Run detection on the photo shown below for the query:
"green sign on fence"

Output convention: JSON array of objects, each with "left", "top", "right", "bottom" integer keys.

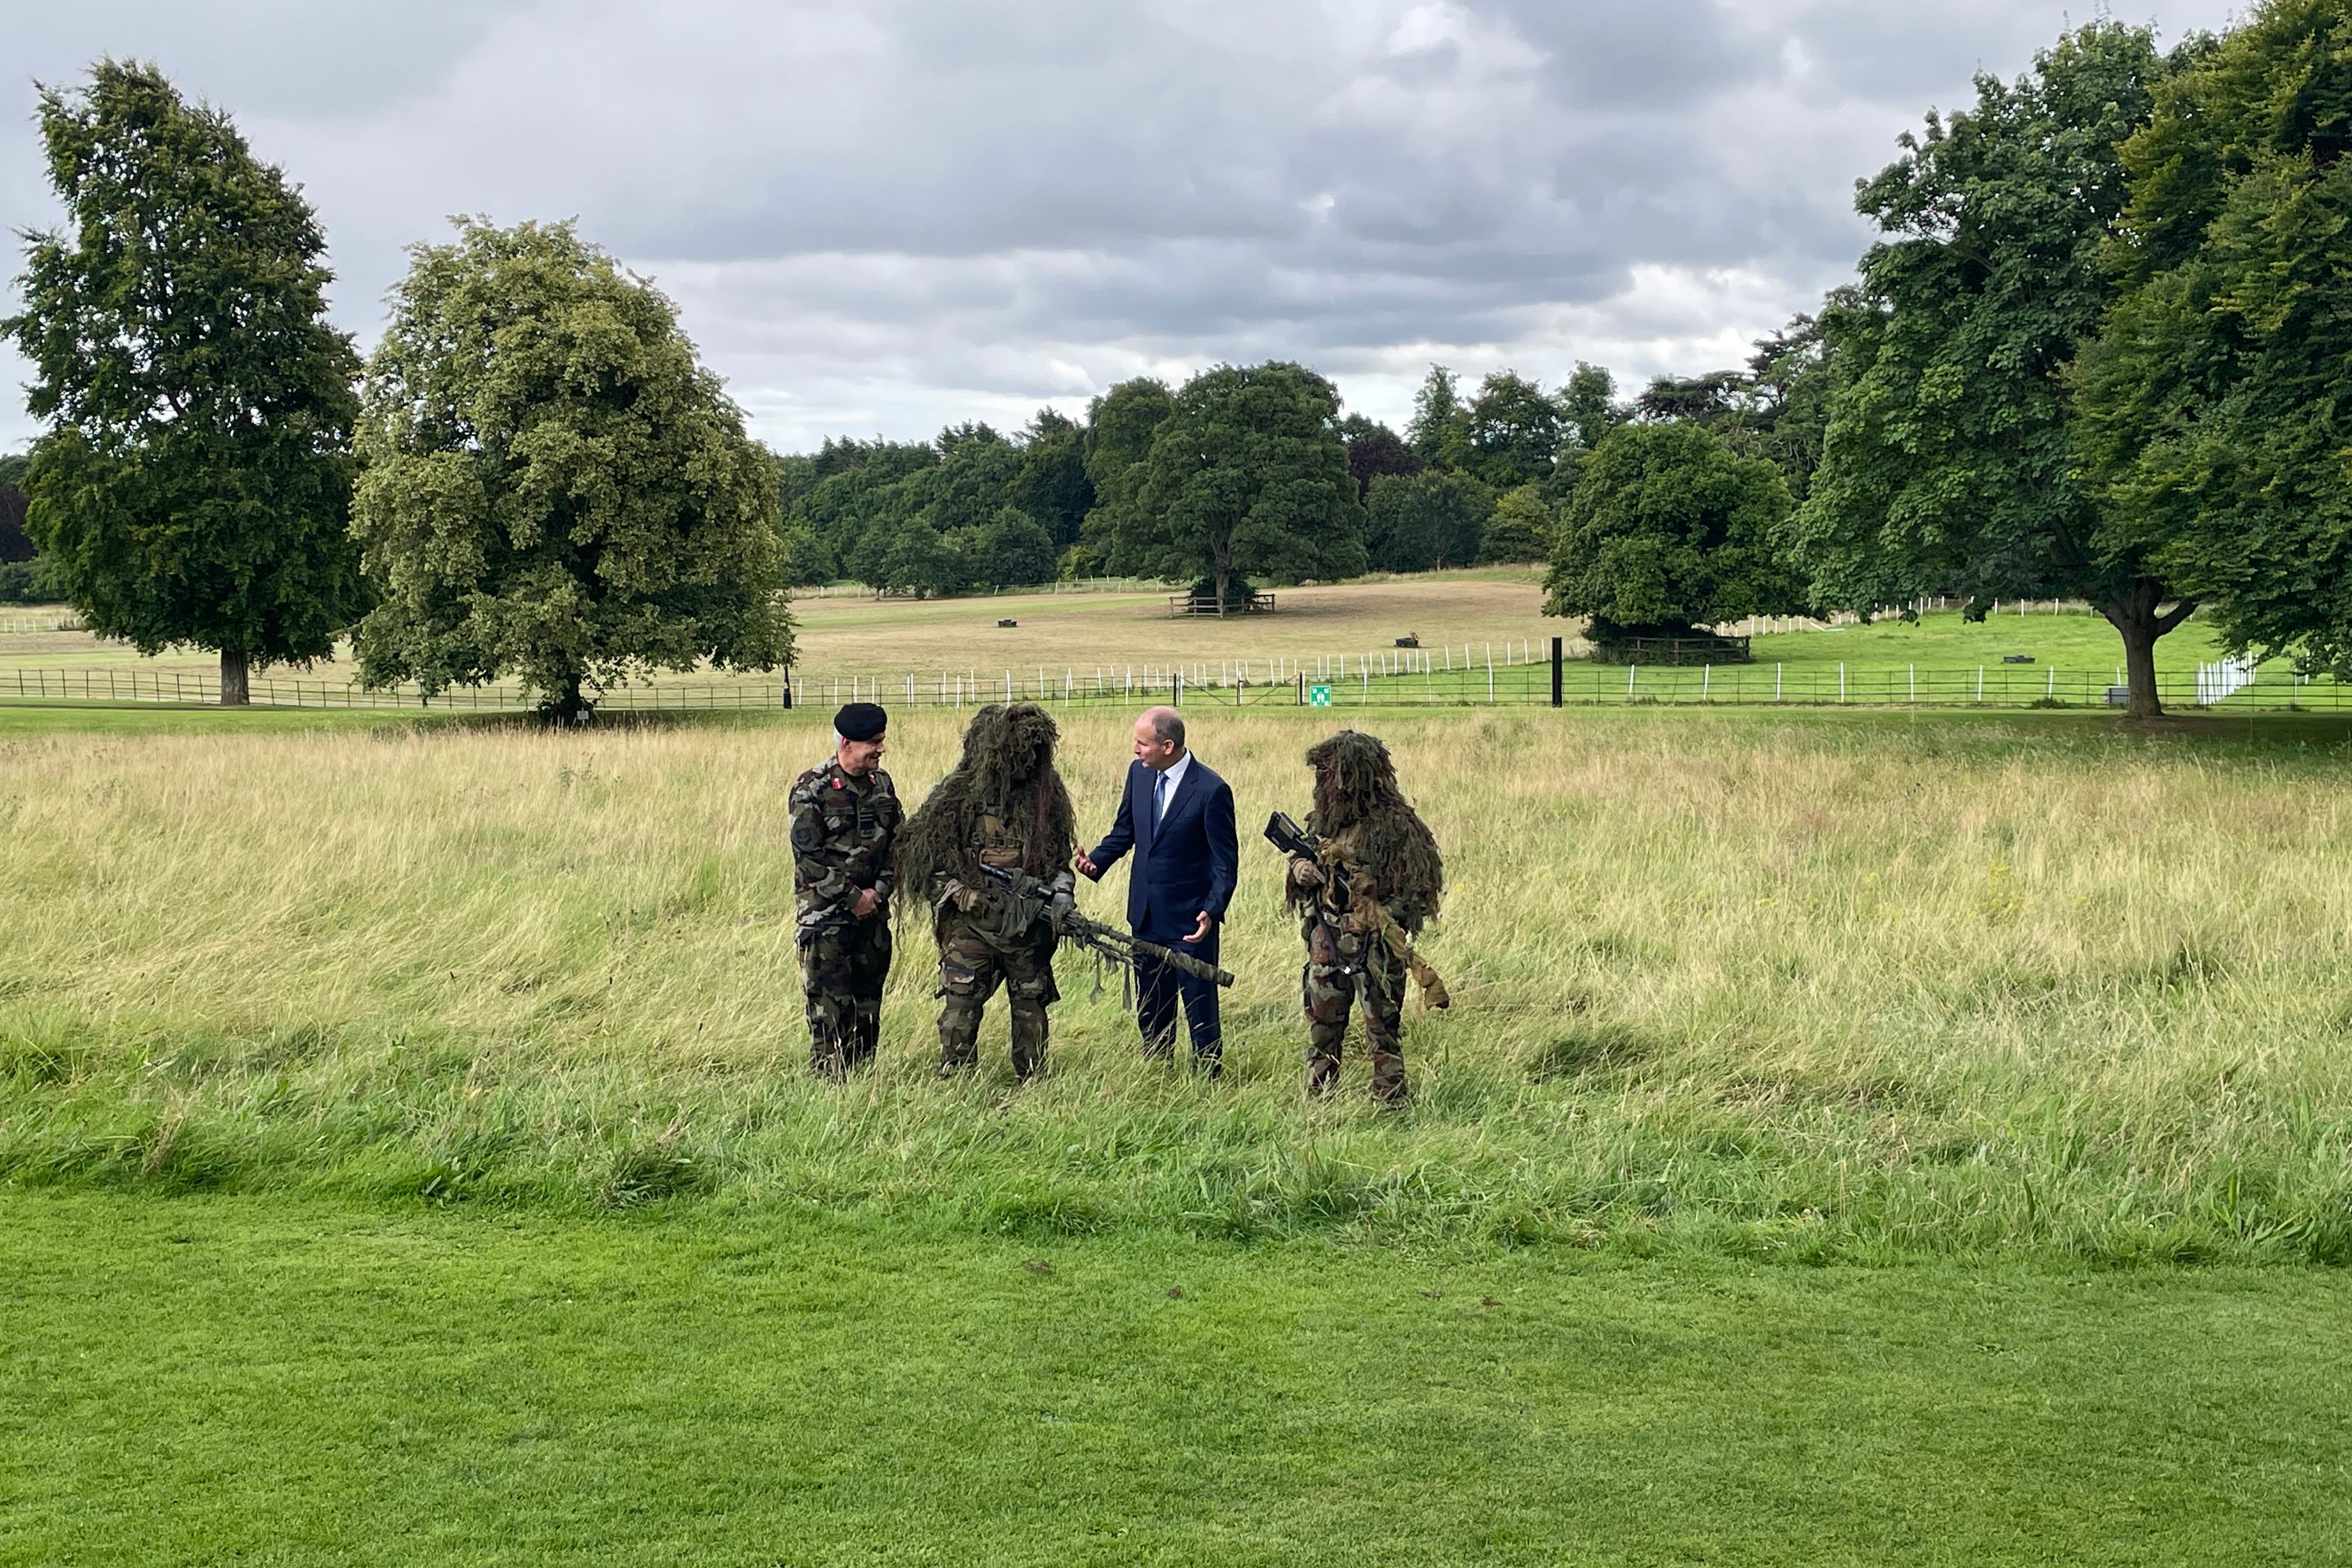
[{"left": 1307, "top": 684, "right": 1332, "bottom": 707}]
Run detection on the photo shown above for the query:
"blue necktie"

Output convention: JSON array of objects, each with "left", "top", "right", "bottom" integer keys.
[{"left": 1153, "top": 769, "right": 1167, "bottom": 827}]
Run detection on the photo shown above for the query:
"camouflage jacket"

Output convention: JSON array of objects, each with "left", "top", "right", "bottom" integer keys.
[
  {"left": 790, "top": 761, "right": 901, "bottom": 930},
  {"left": 1286, "top": 820, "right": 1433, "bottom": 932}
]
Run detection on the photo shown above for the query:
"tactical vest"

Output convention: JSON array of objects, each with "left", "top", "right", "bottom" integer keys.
[{"left": 975, "top": 810, "right": 1028, "bottom": 870}]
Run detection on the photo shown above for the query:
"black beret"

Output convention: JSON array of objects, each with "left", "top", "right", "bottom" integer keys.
[{"left": 834, "top": 702, "right": 887, "bottom": 741}]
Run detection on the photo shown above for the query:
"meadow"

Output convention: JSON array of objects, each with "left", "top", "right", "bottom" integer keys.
[
  {"left": 0, "top": 569, "right": 2292, "bottom": 715},
  {"left": 5, "top": 701, "right": 2351, "bottom": 1262},
  {"left": 8, "top": 700, "right": 2352, "bottom": 1562}
]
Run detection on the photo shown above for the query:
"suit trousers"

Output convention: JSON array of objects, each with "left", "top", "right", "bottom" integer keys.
[{"left": 1135, "top": 923, "right": 1221, "bottom": 1069}]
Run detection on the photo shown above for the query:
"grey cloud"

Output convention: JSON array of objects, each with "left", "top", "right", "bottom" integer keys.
[{"left": 1, "top": 0, "right": 2246, "bottom": 452}]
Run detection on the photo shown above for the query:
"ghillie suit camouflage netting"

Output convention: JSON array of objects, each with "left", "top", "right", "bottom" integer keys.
[
  {"left": 895, "top": 702, "right": 1077, "bottom": 933},
  {"left": 1287, "top": 729, "right": 1444, "bottom": 931}
]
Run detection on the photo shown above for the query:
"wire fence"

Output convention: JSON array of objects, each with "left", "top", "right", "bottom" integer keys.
[
  {"left": 4, "top": 643, "right": 2346, "bottom": 713},
  {"left": 0, "top": 611, "right": 85, "bottom": 634}
]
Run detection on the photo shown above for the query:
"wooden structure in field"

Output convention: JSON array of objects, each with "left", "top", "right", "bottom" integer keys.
[{"left": 1166, "top": 592, "right": 1277, "bottom": 617}]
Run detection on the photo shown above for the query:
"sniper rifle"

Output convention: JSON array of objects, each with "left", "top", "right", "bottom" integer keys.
[{"left": 953, "top": 863, "right": 1236, "bottom": 990}]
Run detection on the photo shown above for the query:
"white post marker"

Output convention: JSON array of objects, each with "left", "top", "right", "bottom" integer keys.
[
  {"left": 1840, "top": 662, "right": 1847, "bottom": 702},
  {"left": 1776, "top": 663, "right": 1783, "bottom": 701}
]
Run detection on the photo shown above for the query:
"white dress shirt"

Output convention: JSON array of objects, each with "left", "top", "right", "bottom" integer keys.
[{"left": 1153, "top": 750, "right": 1194, "bottom": 826}]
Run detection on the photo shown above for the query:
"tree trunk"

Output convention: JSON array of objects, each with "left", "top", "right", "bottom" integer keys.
[
  {"left": 541, "top": 672, "right": 591, "bottom": 726},
  {"left": 2096, "top": 579, "right": 2197, "bottom": 719},
  {"left": 1213, "top": 561, "right": 1231, "bottom": 618},
  {"left": 219, "top": 648, "right": 250, "bottom": 706}
]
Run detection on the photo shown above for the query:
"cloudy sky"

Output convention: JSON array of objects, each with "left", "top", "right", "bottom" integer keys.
[{"left": 2, "top": 0, "right": 2238, "bottom": 454}]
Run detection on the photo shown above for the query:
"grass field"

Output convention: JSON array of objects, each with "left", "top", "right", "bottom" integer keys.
[
  {"left": 6, "top": 702, "right": 2352, "bottom": 1262},
  {"left": 8, "top": 701, "right": 2352, "bottom": 1562},
  {"left": 5, "top": 1193, "right": 2346, "bottom": 1566},
  {"left": 0, "top": 572, "right": 1557, "bottom": 685},
  {"left": 0, "top": 572, "right": 2284, "bottom": 712}
]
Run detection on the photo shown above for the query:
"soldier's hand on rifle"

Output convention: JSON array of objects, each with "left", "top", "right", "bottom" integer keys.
[
  {"left": 850, "top": 888, "right": 881, "bottom": 920},
  {"left": 950, "top": 881, "right": 986, "bottom": 914},
  {"left": 1289, "top": 857, "right": 1322, "bottom": 888}
]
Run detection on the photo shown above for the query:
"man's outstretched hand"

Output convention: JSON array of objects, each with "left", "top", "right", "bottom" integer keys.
[{"left": 1073, "top": 849, "right": 1099, "bottom": 878}]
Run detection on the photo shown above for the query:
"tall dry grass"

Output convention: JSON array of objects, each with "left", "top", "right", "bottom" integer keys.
[{"left": 3, "top": 706, "right": 2348, "bottom": 1260}]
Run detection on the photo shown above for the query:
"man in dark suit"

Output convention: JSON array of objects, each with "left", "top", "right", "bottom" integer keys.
[{"left": 1074, "top": 706, "right": 1238, "bottom": 1076}]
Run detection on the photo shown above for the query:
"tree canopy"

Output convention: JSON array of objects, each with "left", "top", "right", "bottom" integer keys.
[
  {"left": 1789, "top": 20, "right": 2193, "bottom": 713},
  {"left": 1, "top": 60, "right": 364, "bottom": 704},
  {"left": 1115, "top": 362, "right": 1366, "bottom": 606},
  {"left": 1339, "top": 412, "right": 1421, "bottom": 501},
  {"left": 2075, "top": 0, "right": 2352, "bottom": 673},
  {"left": 351, "top": 219, "right": 790, "bottom": 719},
  {"left": 1545, "top": 422, "right": 1800, "bottom": 640},
  {"left": 1007, "top": 409, "right": 1094, "bottom": 551},
  {"left": 1480, "top": 485, "right": 1555, "bottom": 565},
  {"left": 1366, "top": 470, "right": 1489, "bottom": 572}
]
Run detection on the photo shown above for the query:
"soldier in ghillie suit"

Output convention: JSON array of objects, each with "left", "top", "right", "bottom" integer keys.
[
  {"left": 896, "top": 703, "right": 1077, "bottom": 1080},
  {"left": 789, "top": 702, "right": 901, "bottom": 1077},
  {"left": 1283, "top": 730, "right": 1444, "bottom": 1104}
]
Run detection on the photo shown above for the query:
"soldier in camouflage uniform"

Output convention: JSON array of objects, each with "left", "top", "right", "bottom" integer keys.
[
  {"left": 1283, "top": 730, "right": 1444, "bottom": 1105},
  {"left": 895, "top": 704, "right": 1077, "bottom": 1080},
  {"left": 790, "top": 702, "right": 901, "bottom": 1077}
]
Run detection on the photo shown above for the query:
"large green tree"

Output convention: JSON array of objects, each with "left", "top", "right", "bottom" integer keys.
[
  {"left": 1480, "top": 485, "right": 1555, "bottom": 564},
  {"left": 1464, "top": 371, "right": 1569, "bottom": 490},
  {"left": 1545, "top": 422, "right": 1801, "bottom": 641},
  {"left": 1365, "top": 470, "right": 1490, "bottom": 572},
  {"left": 2, "top": 61, "right": 363, "bottom": 704},
  {"left": 1338, "top": 412, "right": 1420, "bottom": 501},
  {"left": 352, "top": 219, "right": 790, "bottom": 720},
  {"left": 2076, "top": 0, "right": 2352, "bottom": 672},
  {"left": 1115, "top": 362, "right": 1366, "bottom": 608},
  {"left": 1560, "top": 363, "right": 1627, "bottom": 454},
  {"left": 1405, "top": 366, "right": 1473, "bottom": 470},
  {"left": 1791, "top": 22, "right": 2194, "bottom": 715},
  {"left": 1077, "top": 377, "right": 1175, "bottom": 572},
  {"left": 1007, "top": 409, "right": 1093, "bottom": 549}
]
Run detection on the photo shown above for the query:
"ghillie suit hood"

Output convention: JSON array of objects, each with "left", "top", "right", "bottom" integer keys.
[
  {"left": 896, "top": 702, "right": 1077, "bottom": 930},
  {"left": 1288, "top": 729, "right": 1444, "bottom": 932}
]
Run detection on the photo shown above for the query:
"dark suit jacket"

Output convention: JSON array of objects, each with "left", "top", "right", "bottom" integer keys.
[{"left": 1084, "top": 757, "right": 1238, "bottom": 940}]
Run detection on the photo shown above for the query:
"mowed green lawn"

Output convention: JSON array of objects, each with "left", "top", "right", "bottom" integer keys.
[{"left": 4, "top": 1194, "right": 2345, "bottom": 1567}]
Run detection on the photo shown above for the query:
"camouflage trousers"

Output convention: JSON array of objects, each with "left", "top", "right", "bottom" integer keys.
[
  {"left": 936, "top": 914, "right": 1060, "bottom": 1080},
  {"left": 1303, "top": 919, "right": 1408, "bottom": 1104},
  {"left": 799, "top": 915, "right": 892, "bottom": 1077}
]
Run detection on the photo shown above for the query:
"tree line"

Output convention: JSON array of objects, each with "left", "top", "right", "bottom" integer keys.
[{"left": 9, "top": 2, "right": 2350, "bottom": 716}]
